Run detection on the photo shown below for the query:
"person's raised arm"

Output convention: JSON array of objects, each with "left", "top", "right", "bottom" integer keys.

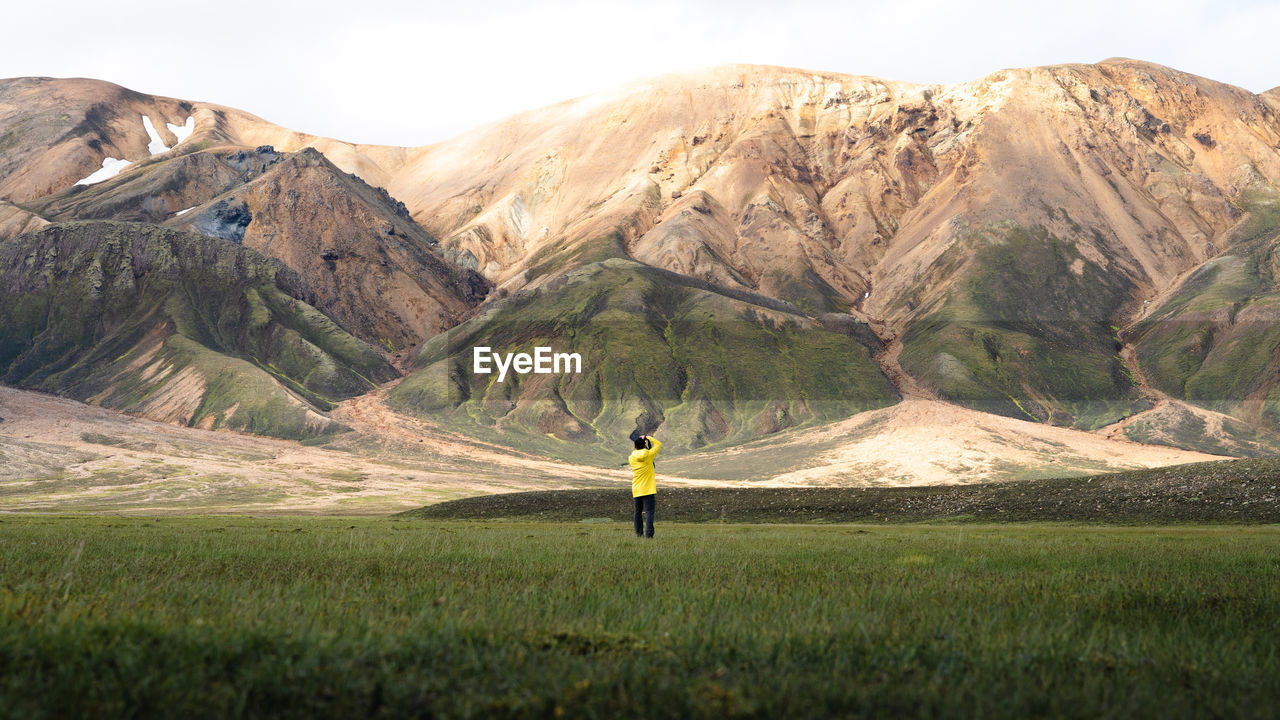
[{"left": 638, "top": 436, "right": 661, "bottom": 460}]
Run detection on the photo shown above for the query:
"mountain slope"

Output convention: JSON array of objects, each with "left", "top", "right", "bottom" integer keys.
[
  {"left": 372, "top": 60, "right": 1280, "bottom": 438},
  {"left": 1129, "top": 188, "right": 1280, "bottom": 447},
  {"left": 0, "top": 76, "right": 407, "bottom": 204},
  {"left": 169, "top": 148, "right": 489, "bottom": 348},
  {"left": 0, "top": 222, "right": 397, "bottom": 439},
  {"left": 388, "top": 258, "right": 898, "bottom": 463},
  {"left": 26, "top": 144, "right": 488, "bottom": 348},
  {"left": 0, "top": 201, "right": 47, "bottom": 239},
  {"left": 0, "top": 77, "right": 198, "bottom": 203}
]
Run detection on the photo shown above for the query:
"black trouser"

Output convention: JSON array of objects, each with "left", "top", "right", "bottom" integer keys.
[{"left": 633, "top": 494, "right": 655, "bottom": 537}]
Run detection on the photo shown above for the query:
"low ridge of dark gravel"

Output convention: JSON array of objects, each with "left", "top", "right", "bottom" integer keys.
[{"left": 405, "top": 459, "right": 1280, "bottom": 524}]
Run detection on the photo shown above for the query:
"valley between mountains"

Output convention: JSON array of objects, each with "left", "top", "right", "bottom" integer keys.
[{"left": 5, "top": 58, "right": 1280, "bottom": 509}]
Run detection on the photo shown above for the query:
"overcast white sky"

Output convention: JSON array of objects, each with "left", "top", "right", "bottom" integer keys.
[{"left": 3, "top": 0, "right": 1277, "bottom": 146}]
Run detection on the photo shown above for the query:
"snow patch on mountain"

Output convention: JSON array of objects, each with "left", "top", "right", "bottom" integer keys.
[
  {"left": 167, "top": 117, "right": 195, "bottom": 145},
  {"left": 75, "top": 157, "right": 132, "bottom": 185},
  {"left": 142, "top": 115, "right": 169, "bottom": 155}
]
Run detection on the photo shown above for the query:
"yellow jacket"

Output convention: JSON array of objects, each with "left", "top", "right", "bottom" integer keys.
[{"left": 629, "top": 438, "right": 661, "bottom": 497}]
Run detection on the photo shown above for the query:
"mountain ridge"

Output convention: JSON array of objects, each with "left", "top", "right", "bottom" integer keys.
[
  {"left": 4, "top": 59, "right": 1280, "bottom": 464},
  {"left": 0, "top": 221, "right": 399, "bottom": 439}
]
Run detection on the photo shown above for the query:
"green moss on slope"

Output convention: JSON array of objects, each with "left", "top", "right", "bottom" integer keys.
[
  {"left": 389, "top": 259, "right": 897, "bottom": 464},
  {"left": 900, "top": 224, "right": 1143, "bottom": 429},
  {"left": 1133, "top": 190, "right": 1280, "bottom": 426},
  {"left": 0, "top": 221, "right": 396, "bottom": 440}
]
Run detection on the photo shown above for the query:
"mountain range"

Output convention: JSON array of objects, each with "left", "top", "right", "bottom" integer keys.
[{"left": 3, "top": 59, "right": 1280, "bottom": 466}]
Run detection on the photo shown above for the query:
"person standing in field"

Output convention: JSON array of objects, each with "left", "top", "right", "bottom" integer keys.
[{"left": 629, "top": 434, "right": 661, "bottom": 538}]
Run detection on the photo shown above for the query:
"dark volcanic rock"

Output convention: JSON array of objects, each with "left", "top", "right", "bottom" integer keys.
[
  {"left": 193, "top": 199, "right": 252, "bottom": 243},
  {"left": 225, "top": 145, "right": 283, "bottom": 175}
]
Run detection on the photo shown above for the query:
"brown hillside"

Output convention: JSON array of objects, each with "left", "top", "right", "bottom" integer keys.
[{"left": 373, "top": 61, "right": 1280, "bottom": 316}]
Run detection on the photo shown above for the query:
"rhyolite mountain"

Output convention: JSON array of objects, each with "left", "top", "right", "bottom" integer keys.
[
  {"left": 26, "top": 144, "right": 488, "bottom": 349},
  {"left": 0, "top": 222, "right": 398, "bottom": 439},
  {"left": 3, "top": 60, "right": 1280, "bottom": 459},
  {"left": 378, "top": 60, "right": 1280, "bottom": 457}
]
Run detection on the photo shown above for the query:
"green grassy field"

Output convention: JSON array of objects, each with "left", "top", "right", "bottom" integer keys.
[{"left": 2, "top": 516, "right": 1278, "bottom": 718}]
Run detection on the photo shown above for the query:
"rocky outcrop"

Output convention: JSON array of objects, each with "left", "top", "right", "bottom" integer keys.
[{"left": 193, "top": 199, "right": 252, "bottom": 242}]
